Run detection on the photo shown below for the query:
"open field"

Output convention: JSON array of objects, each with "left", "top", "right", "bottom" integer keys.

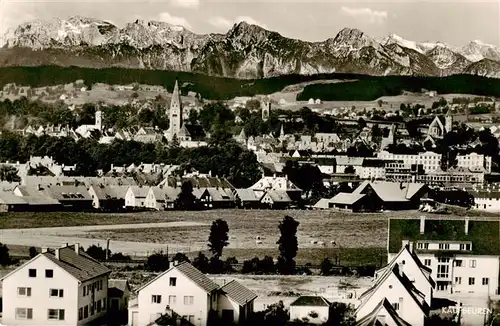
[
  {"left": 0, "top": 211, "right": 182, "bottom": 229},
  {"left": 1, "top": 209, "right": 498, "bottom": 266}
]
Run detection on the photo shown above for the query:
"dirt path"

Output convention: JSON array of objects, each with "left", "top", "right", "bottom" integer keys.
[{"left": 0, "top": 221, "right": 208, "bottom": 256}]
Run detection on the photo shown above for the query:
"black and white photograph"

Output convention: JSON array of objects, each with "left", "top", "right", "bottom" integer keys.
[{"left": 0, "top": 0, "right": 499, "bottom": 325}]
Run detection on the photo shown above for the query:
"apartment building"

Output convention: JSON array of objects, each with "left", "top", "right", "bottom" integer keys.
[
  {"left": 0, "top": 244, "right": 111, "bottom": 326},
  {"left": 388, "top": 216, "right": 500, "bottom": 296},
  {"left": 377, "top": 151, "right": 492, "bottom": 173}
]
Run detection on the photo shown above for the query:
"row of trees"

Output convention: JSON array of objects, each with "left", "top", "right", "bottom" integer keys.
[{"left": 0, "top": 132, "right": 261, "bottom": 188}]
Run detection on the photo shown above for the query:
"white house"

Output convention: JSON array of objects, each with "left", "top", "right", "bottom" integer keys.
[
  {"left": 356, "top": 264, "right": 429, "bottom": 326},
  {"left": 356, "top": 298, "right": 411, "bottom": 326},
  {"left": 470, "top": 191, "right": 500, "bottom": 212},
  {"left": 125, "top": 186, "right": 150, "bottom": 208},
  {"left": 375, "top": 245, "right": 435, "bottom": 307},
  {"left": 388, "top": 216, "right": 500, "bottom": 296},
  {"left": 145, "top": 187, "right": 167, "bottom": 210},
  {"left": 128, "top": 262, "right": 257, "bottom": 326},
  {"left": 1, "top": 244, "right": 111, "bottom": 326},
  {"left": 129, "top": 262, "right": 220, "bottom": 326},
  {"left": 289, "top": 296, "right": 331, "bottom": 324}
]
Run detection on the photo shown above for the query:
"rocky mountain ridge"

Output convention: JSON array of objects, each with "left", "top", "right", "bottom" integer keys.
[{"left": 1, "top": 16, "right": 500, "bottom": 78}]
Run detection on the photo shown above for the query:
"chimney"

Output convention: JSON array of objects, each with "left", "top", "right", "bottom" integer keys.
[
  {"left": 55, "top": 248, "right": 60, "bottom": 260},
  {"left": 419, "top": 216, "right": 425, "bottom": 234},
  {"left": 173, "top": 260, "right": 179, "bottom": 266},
  {"left": 106, "top": 239, "right": 110, "bottom": 260},
  {"left": 75, "top": 243, "right": 80, "bottom": 254},
  {"left": 465, "top": 217, "right": 470, "bottom": 235},
  {"left": 41, "top": 247, "right": 48, "bottom": 253}
]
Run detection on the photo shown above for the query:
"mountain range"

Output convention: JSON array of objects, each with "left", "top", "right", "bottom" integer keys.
[{"left": 1, "top": 16, "right": 500, "bottom": 79}]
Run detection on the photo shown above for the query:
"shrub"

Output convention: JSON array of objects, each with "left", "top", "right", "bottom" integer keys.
[
  {"left": 85, "top": 245, "right": 110, "bottom": 261},
  {"left": 0, "top": 243, "right": 11, "bottom": 266},
  {"left": 29, "top": 247, "right": 38, "bottom": 258},
  {"left": 145, "top": 251, "right": 169, "bottom": 272},
  {"left": 109, "top": 252, "right": 131, "bottom": 261},
  {"left": 171, "top": 252, "right": 190, "bottom": 263}
]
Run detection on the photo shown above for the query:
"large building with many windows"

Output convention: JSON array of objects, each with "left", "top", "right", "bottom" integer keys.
[
  {"left": 388, "top": 216, "right": 500, "bottom": 296},
  {"left": 0, "top": 244, "right": 111, "bottom": 326},
  {"left": 377, "top": 151, "right": 492, "bottom": 173}
]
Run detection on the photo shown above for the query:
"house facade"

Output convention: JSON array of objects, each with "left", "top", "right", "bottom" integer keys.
[
  {"left": 388, "top": 216, "right": 500, "bottom": 296},
  {"left": 129, "top": 262, "right": 220, "bottom": 326},
  {"left": 1, "top": 244, "right": 111, "bottom": 326},
  {"left": 125, "top": 186, "right": 150, "bottom": 209},
  {"left": 356, "top": 264, "right": 429, "bottom": 326},
  {"left": 471, "top": 191, "right": 500, "bottom": 212},
  {"left": 289, "top": 296, "right": 331, "bottom": 324},
  {"left": 129, "top": 263, "right": 257, "bottom": 326}
]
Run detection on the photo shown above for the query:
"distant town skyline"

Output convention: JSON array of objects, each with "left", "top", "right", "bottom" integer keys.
[{"left": 0, "top": 0, "right": 499, "bottom": 47}]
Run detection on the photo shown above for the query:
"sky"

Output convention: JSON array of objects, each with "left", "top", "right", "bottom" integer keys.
[{"left": 0, "top": 0, "right": 499, "bottom": 47}]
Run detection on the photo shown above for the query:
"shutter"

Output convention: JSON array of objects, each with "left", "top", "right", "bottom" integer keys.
[
  {"left": 59, "top": 309, "right": 65, "bottom": 320},
  {"left": 27, "top": 287, "right": 32, "bottom": 297},
  {"left": 27, "top": 309, "right": 33, "bottom": 319},
  {"left": 59, "top": 289, "right": 64, "bottom": 297}
]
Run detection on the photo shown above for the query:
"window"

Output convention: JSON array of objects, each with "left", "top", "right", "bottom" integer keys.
[
  {"left": 28, "top": 269, "right": 36, "bottom": 277},
  {"left": 48, "top": 309, "right": 65, "bottom": 320},
  {"left": 454, "top": 260, "right": 463, "bottom": 267},
  {"left": 152, "top": 295, "right": 162, "bottom": 304},
  {"left": 469, "top": 277, "right": 475, "bottom": 285},
  {"left": 103, "top": 298, "right": 107, "bottom": 310},
  {"left": 392, "top": 303, "right": 399, "bottom": 310},
  {"left": 79, "top": 308, "right": 83, "bottom": 320},
  {"left": 99, "top": 280, "right": 103, "bottom": 291},
  {"left": 184, "top": 296, "right": 194, "bottom": 305},
  {"left": 424, "top": 259, "right": 431, "bottom": 266},
  {"left": 169, "top": 295, "right": 176, "bottom": 305},
  {"left": 470, "top": 260, "right": 477, "bottom": 268},
  {"left": 417, "top": 242, "right": 424, "bottom": 249},
  {"left": 17, "top": 287, "right": 32, "bottom": 297},
  {"left": 97, "top": 300, "right": 102, "bottom": 313},
  {"left": 483, "top": 278, "right": 489, "bottom": 285},
  {"left": 169, "top": 277, "right": 177, "bottom": 286},
  {"left": 437, "top": 264, "right": 449, "bottom": 278},
  {"left": 49, "top": 289, "right": 64, "bottom": 297},
  {"left": 455, "top": 277, "right": 462, "bottom": 284},
  {"left": 439, "top": 243, "right": 450, "bottom": 250},
  {"left": 15, "top": 308, "right": 33, "bottom": 320},
  {"left": 83, "top": 286, "right": 86, "bottom": 296},
  {"left": 84, "top": 306, "right": 89, "bottom": 319},
  {"left": 45, "top": 269, "right": 53, "bottom": 278}
]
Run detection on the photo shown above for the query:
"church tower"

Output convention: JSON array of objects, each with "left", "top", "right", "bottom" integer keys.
[
  {"left": 95, "top": 109, "right": 102, "bottom": 130},
  {"left": 261, "top": 100, "right": 270, "bottom": 121},
  {"left": 445, "top": 108, "right": 453, "bottom": 133},
  {"left": 169, "top": 79, "right": 183, "bottom": 139}
]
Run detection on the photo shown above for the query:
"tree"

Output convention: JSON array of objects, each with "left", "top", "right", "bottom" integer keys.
[
  {"left": 0, "top": 165, "right": 20, "bottom": 182},
  {"left": 192, "top": 252, "right": 209, "bottom": 273},
  {"left": 276, "top": 216, "right": 300, "bottom": 275},
  {"left": 145, "top": 251, "right": 170, "bottom": 272},
  {"left": 344, "top": 165, "right": 355, "bottom": 174},
  {"left": 320, "top": 258, "right": 334, "bottom": 276},
  {"left": 29, "top": 247, "right": 38, "bottom": 258},
  {"left": 175, "top": 180, "right": 198, "bottom": 210},
  {"left": 208, "top": 219, "right": 229, "bottom": 259},
  {"left": 325, "top": 302, "right": 356, "bottom": 326},
  {"left": 0, "top": 243, "right": 11, "bottom": 266},
  {"left": 85, "top": 244, "right": 110, "bottom": 260},
  {"left": 172, "top": 252, "right": 190, "bottom": 263}
]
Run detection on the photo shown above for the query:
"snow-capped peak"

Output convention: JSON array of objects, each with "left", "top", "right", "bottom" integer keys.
[{"left": 382, "top": 33, "right": 422, "bottom": 53}]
